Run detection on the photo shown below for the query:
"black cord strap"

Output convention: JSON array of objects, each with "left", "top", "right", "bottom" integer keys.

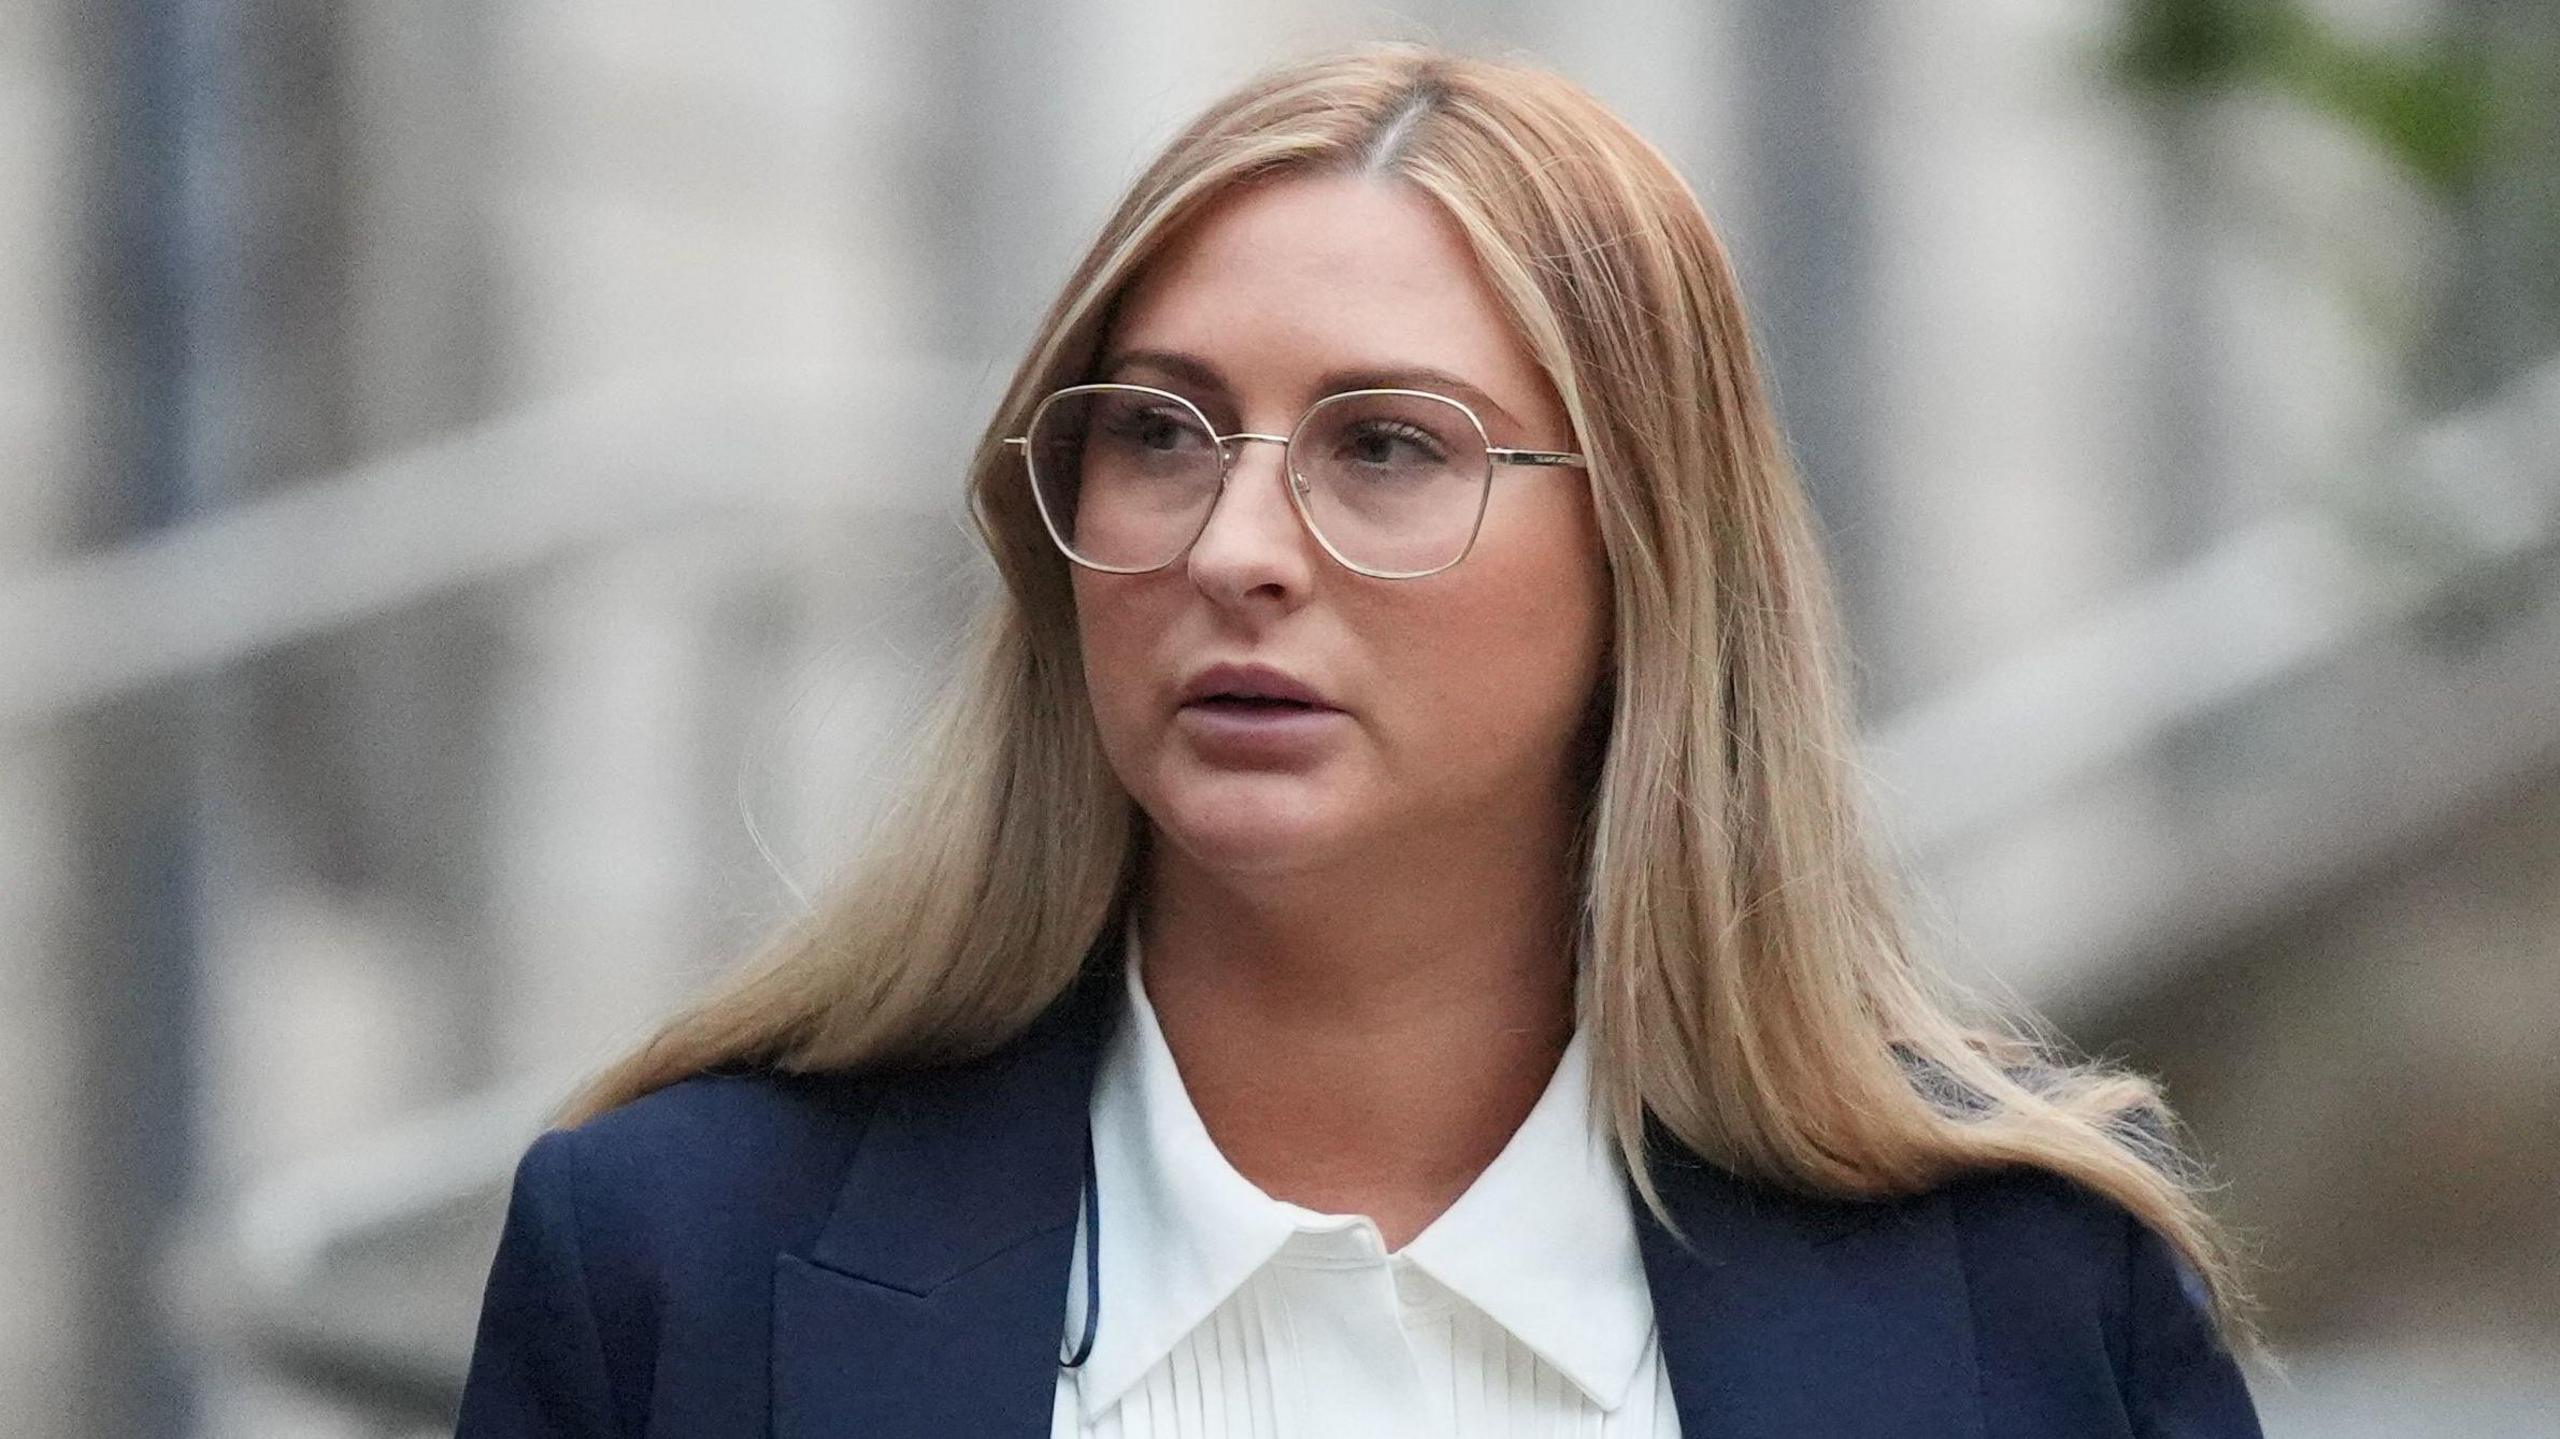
[{"left": 1060, "top": 1128, "right": 1102, "bottom": 1368}]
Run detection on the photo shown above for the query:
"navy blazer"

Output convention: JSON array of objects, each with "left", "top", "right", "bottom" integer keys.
[{"left": 454, "top": 959, "right": 2264, "bottom": 1437}]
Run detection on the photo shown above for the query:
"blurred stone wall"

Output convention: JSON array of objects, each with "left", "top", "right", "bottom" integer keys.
[
  {"left": 0, "top": 1, "right": 86, "bottom": 1432},
  {"left": 2109, "top": 759, "right": 2560, "bottom": 1359}
]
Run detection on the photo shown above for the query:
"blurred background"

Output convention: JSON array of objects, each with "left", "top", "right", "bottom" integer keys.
[{"left": 2, "top": 0, "right": 2554, "bottom": 1434}]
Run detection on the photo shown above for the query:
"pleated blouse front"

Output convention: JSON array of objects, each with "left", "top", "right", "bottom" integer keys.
[{"left": 1050, "top": 932, "right": 1682, "bottom": 1438}]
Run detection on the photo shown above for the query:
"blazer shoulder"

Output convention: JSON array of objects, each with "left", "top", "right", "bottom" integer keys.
[
  {"left": 533, "top": 1066, "right": 884, "bottom": 1275},
  {"left": 564, "top": 1064, "right": 881, "bottom": 1177},
  {"left": 1937, "top": 1162, "right": 2134, "bottom": 1247},
  {"left": 1932, "top": 1164, "right": 2261, "bottom": 1436},
  {"left": 1932, "top": 1164, "right": 2167, "bottom": 1335},
  {"left": 460, "top": 1069, "right": 886, "bottom": 1437}
]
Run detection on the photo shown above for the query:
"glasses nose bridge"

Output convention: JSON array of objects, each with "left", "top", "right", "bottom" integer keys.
[
  {"left": 1187, "top": 428, "right": 1309, "bottom": 563},
  {"left": 1217, "top": 428, "right": 1292, "bottom": 464},
  {"left": 1211, "top": 428, "right": 1304, "bottom": 494}
]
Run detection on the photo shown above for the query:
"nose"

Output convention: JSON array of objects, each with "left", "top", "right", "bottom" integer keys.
[{"left": 1184, "top": 434, "right": 1314, "bottom": 601}]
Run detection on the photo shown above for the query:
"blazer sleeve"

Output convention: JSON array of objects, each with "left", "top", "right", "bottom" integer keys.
[
  {"left": 454, "top": 1128, "right": 624, "bottom": 1439},
  {"left": 2117, "top": 1211, "right": 2264, "bottom": 1438}
]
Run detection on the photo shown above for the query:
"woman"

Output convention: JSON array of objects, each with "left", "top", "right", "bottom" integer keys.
[{"left": 457, "top": 42, "right": 2266, "bottom": 1438}]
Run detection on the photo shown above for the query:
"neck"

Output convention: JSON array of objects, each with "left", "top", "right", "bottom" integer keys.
[{"left": 1132, "top": 808, "right": 1580, "bottom": 1249}]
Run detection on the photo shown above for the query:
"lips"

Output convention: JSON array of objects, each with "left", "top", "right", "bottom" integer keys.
[
  {"left": 1173, "top": 662, "right": 1346, "bottom": 763},
  {"left": 1177, "top": 662, "right": 1338, "bottom": 712}
]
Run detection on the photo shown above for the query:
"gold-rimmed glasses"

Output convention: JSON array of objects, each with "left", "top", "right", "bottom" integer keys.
[{"left": 1002, "top": 382, "right": 1587, "bottom": 580}]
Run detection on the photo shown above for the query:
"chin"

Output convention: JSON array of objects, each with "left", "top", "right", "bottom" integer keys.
[{"left": 1141, "top": 767, "right": 1365, "bottom": 878}]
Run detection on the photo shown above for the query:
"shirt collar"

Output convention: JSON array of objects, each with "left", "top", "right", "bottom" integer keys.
[{"left": 1072, "top": 925, "right": 1656, "bottom": 1419}]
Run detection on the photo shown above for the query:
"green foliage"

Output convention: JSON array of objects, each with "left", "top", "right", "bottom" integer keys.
[{"left": 2110, "top": 0, "right": 2495, "bottom": 193}]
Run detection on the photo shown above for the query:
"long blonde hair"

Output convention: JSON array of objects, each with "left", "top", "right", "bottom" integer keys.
[{"left": 562, "top": 41, "right": 2259, "bottom": 1352}]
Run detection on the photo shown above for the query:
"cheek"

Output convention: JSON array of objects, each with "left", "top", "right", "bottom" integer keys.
[
  {"left": 1396, "top": 542, "right": 1609, "bottom": 773},
  {"left": 1071, "top": 578, "right": 1171, "bottom": 766}
]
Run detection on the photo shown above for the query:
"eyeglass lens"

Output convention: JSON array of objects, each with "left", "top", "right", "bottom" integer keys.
[{"left": 1025, "top": 386, "right": 1492, "bottom": 576}]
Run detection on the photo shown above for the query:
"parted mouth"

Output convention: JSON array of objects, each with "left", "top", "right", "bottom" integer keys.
[{"left": 1177, "top": 662, "right": 1337, "bottom": 711}]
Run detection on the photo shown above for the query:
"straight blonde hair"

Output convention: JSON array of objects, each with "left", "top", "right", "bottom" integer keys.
[{"left": 562, "top": 41, "right": 2259, "bottom": 1354}]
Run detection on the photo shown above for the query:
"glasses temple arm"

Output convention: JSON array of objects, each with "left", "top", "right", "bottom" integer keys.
[{"left": 1487, "top": 447, "right": 1587, "bottom": 469}]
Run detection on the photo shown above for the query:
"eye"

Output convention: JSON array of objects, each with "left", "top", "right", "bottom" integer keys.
[
  {"left": 1335, "top": 418, "right": 1448, "bottom": 470},
  {"left": 1101, "top": 404, "right": 1207, "bottom": 453}
]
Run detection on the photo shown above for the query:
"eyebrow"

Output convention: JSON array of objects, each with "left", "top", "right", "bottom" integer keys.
[{"left": 1096, "top": 347, "right": 1528, "bottom": 434}]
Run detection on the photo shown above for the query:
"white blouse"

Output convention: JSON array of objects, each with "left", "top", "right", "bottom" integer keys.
[{"left": 1050, "top": 929, "right": 1683, "bottom": 1437}]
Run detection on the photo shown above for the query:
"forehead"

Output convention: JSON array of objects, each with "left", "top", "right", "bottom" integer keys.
[{"left": 1101, "top": 173, "right": 1555, "bottom": 423}]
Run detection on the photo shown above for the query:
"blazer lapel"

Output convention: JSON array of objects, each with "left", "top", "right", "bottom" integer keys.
[
  {"left": 1639, "top": 1141, "right": 1987, "bottom": 1438},
  {"left": 771, "top": 963, "right": 1120, "bottom": 1439}
]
